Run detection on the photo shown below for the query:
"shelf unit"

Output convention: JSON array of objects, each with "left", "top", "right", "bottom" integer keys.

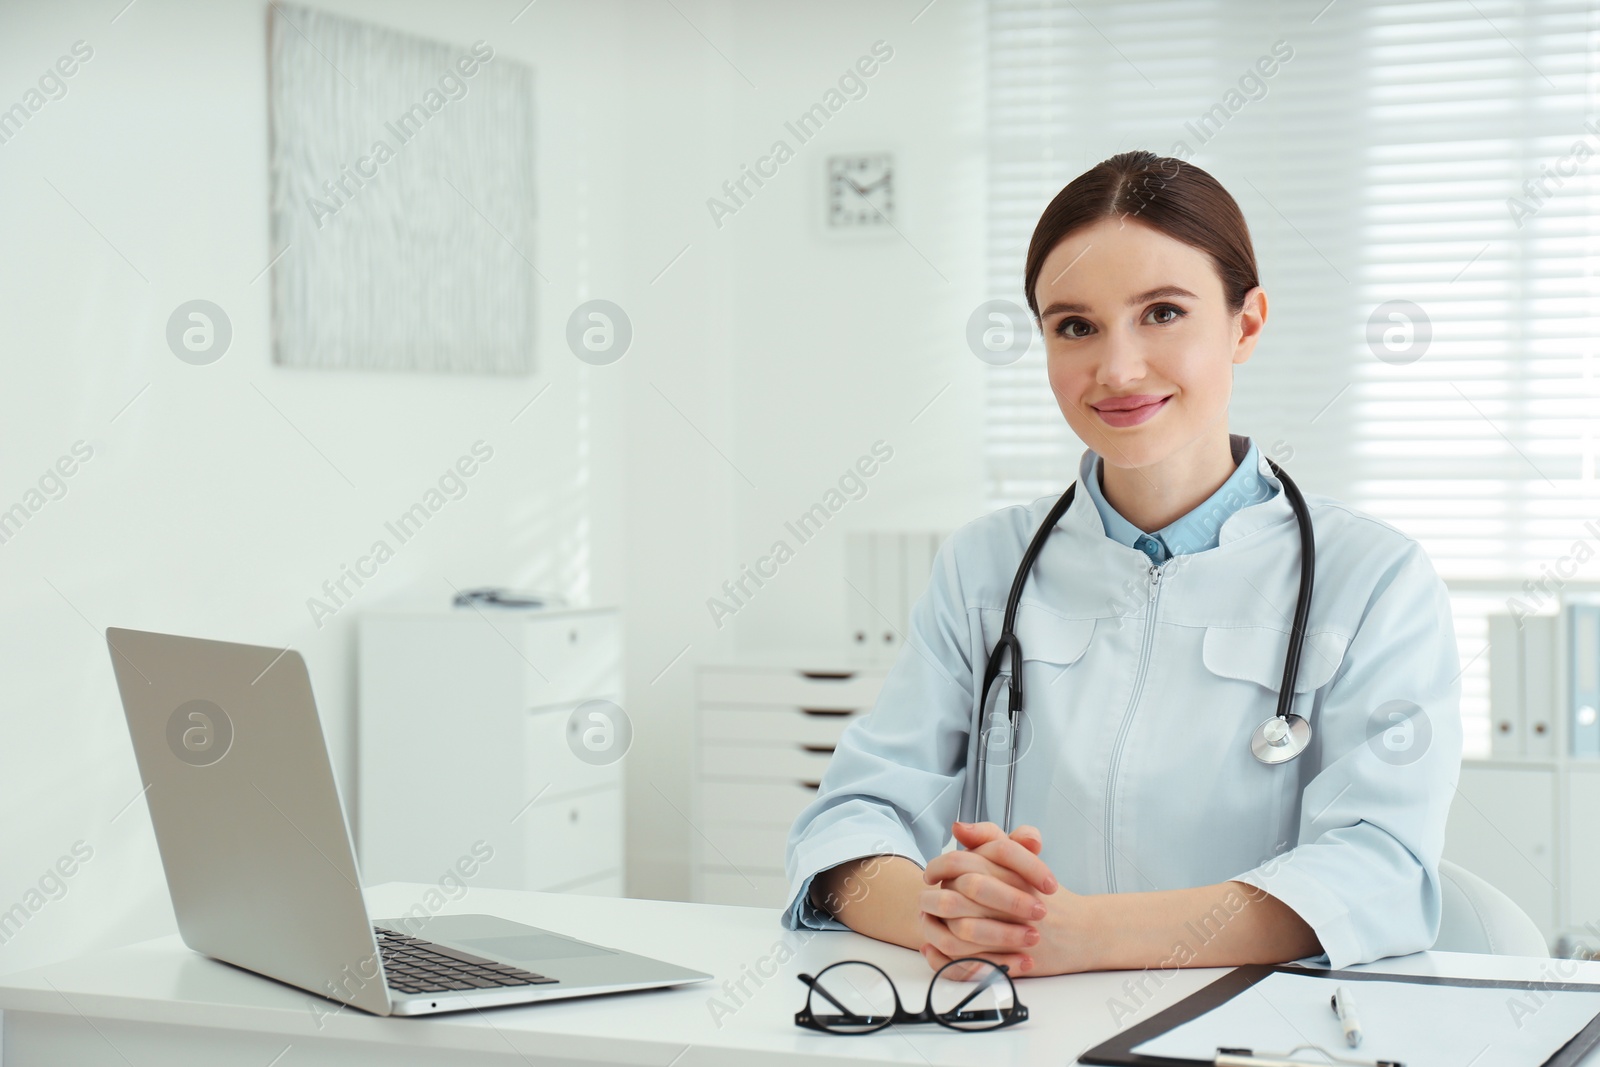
[
  {"left": 1445, "top": 755, "right": 1600, "bottom": 958},
  {"left": 692, "top": 655, "right": 888, "bottom": 907},
  {"left": 357, "top": 607, "right": 624, "bottom": 897}
]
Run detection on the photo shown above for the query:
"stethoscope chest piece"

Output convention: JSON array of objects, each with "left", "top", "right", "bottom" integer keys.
[{"left": 1251, "top": 713, "right": 1310, "bottom": 764}]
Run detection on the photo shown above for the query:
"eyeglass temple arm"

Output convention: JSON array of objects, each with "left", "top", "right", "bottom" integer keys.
[
  {"left": 945, "top": 963, "right": 1010, "bottom": 1015},
  {"left": 796, "top": 972, "right": 859, "bottom": 1018}
]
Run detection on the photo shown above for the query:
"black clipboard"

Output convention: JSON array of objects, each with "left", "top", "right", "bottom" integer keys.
[{"left": 1079, "top": 963, "right": 1600, "bottom": 1067}]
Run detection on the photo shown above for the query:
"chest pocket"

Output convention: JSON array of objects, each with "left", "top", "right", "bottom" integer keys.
[
  {"left": 1013, "top": 605, "right": 1097, "bottom": 667},
  {"left": 1201, "top": 624, "right": 1352, "bottom": 698}
]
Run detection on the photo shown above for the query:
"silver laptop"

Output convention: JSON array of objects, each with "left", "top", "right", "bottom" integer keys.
[{"left": 105, "top": 626, "right": 711, "bottom": 1017}]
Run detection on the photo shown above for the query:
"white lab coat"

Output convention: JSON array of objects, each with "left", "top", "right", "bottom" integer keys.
[{"left": 782, "top": 443, "right": 1463, "bottom": 970}]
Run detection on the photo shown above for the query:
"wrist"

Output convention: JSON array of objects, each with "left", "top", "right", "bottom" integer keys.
[
  {"left": 811, "top": 855, "right": 925, "bottom": 950},
  {"left": 1047, "top": 887, "right": 1111, "bottom": 974}
]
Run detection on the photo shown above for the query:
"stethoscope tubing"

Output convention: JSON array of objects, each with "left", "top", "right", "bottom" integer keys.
[{"left": 971, "top": 460, "right": 1315, "bottom": 834}]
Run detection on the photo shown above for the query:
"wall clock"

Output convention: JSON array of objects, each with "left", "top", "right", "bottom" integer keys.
[{"left": 827, "top": 153, "right": 894, "bottom": 228}]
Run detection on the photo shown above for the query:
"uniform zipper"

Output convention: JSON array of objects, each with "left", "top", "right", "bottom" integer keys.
[{"left": 1104, "top": 561, "right": 1162, "bottom": 894}]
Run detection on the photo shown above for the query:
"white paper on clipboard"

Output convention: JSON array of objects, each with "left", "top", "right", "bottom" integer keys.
[{"left": 1130, "top": 971, "right": 1600, "bottom": 1066}]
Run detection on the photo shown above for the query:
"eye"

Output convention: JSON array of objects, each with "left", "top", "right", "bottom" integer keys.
[
  {"left": 1054, "top": 317, "right": 1092, "bottom": 340},
  {"left": 1146, "top": 303, "right": 1186, "bottom": 325}
]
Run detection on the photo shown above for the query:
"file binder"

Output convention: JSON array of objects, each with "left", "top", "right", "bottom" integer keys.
[
  {"left": 1489, "top": 611, "right": 1558, "bottom": 757},
  {"left": 1525, "top": 614, "right": 1559, "bottom": 757},
  {"left": 1489, "top": 612, "right": 1524, "bottom": 758},
  {"left": 1569, "top": 602, "right": 1600, "bottom": 758}
]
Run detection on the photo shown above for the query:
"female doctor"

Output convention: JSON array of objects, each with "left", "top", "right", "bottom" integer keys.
[{"left": 782, "top": 150, "right": 1463, "bottom": 979}]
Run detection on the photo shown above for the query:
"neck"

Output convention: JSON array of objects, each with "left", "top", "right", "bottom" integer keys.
[{"left": 1099, "top": 430, "right": 1239, "bottom": 534}]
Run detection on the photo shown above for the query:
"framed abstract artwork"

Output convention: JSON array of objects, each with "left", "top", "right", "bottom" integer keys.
[{"left": 267, "top": 4, "right": 537, "bottom": 375}]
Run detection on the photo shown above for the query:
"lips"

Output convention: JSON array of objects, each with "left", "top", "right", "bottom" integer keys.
[
  {"left": 1092, "top": 394, "right": 1171, "bottom": 427},
  {"left": 1092, "top": 394, "right": 1172, "bottom": 412}
]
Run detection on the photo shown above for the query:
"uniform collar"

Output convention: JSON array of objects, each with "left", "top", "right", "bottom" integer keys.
[{"left": 1061, "top": 433, "right": 1294, "bottom": 552}]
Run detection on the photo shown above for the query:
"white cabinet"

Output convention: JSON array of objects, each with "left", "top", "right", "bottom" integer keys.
[
  {"left": 1562, "top": 764, "right": 1600, "bottom": 947},
  {"left": 1445, "top": 762, "right": 1558, "bottom": 937},
  {"left": 1446, "top": 757, "right": 1600, "bottom": 955},
  {"left": 357, "top": 608, "right": 624, "bottom": 896},
  {"left": 692, "top": 659, "right": 887, "bottom": 907}
]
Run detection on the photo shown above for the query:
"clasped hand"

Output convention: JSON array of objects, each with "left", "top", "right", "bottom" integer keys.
[{"left": 917, "top": 821, "right": 1081, "bottom": 978}]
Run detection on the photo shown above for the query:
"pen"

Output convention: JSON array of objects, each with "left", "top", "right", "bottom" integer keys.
[{"left": 1331, "top": 985, "right": 1362, "bottom": 1047}]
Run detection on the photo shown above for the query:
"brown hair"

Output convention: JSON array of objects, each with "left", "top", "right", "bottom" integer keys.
[{"left": 1023, "top": 150, "right": 1259, "bottom": 321}]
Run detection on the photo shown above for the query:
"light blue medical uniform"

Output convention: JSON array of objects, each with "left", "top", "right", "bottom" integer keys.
[{"left": 782, "top": 434, "right": 1464, "bottom": 970}]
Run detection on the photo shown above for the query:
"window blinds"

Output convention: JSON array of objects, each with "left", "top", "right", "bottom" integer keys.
[{"left": 985, "top": 0, "right": 1600, "bottom": 754}]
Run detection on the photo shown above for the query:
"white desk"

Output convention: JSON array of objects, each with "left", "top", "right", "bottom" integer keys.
[{"left": 3, "top": 882, "right": 1599, "bottom": 1066}]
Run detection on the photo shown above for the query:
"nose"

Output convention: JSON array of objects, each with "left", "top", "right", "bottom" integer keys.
[{"left": 1095, "top": 330, "right": 1147, "bottom": 389}]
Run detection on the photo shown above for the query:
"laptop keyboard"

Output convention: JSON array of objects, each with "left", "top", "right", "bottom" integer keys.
[{"left": 375, "top": 927, "right": 559, "bottom": 995}]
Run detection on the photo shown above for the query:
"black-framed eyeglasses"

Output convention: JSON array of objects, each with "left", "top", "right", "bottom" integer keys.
[{"left": 794, "top": 958, "right": 1028, "bottom": 1034}]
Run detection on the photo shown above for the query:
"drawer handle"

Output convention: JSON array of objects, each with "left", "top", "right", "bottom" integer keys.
[
  {"left": 800, "top": 670, "right": 856, "bottom": 681},
  {"left": 799, "top": 707, "right": 852, "bottom": 717},
  {"left": 801, "top": 744, "right": 835, "bottom": 754},
  {"left": 800, "top": 779, "right": 822, "bottom": 790}
]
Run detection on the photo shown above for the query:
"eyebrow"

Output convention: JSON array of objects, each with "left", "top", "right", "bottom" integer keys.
[{"left": 1037, "top": 285, "right": 1200, "bottom": 318}]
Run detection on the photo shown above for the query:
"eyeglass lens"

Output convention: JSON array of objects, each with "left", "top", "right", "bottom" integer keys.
[
  {"left": 930, "top": 960, "right": 1016, "bottom": 1030},
  {"left": 807, "top": 960, "right": 1016, "bottom": 1032},
  {"left": 808, "top": 962, "right": 897, "bottom": 1033}
]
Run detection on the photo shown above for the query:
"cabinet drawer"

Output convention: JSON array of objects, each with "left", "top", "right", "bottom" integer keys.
[
  {"left": 701, "top": 741, "right": 835, "bottom": 781},
  {"left": 699, "top": 706, "right": 861, "bottom": 746},
  {"left": 526, "top": 705, "right": 623, "bottom": 799},
  {"left": 521, "top": 789, "right": 622, "bottom": 891},
  {"left": 699, "top": 669, "right": 884, "bottom": 709},
  {"left": 524, "top": 613, "right": 620, "bottom": 708},
  {"left": 698, "top": 779, "right": 819, "bottom": 825},
  {"left": 697, "top": 867, "right": 791, "bottom": 908}
]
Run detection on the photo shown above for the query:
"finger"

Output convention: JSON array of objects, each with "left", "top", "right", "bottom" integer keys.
[
  {"left": 937, "top": 955, "right": 1015, "bottom": 982},
  {"left": 944, "top": 913, "right": 1041, "bottom": 951},
  {"left": 921, "top": 944, "right": 1021, "bottom": 982},
  {"left": 971, "top": 835, "right": 1059, "bottom": 894},
  {"left": 919, "top": 884, "right": 1040, "bottom": 925},
  {"left": 923, "top": 942, "right": 997, "bottom": 983},
  {"left": 934, "top": 870, "right": 1043, "bottom": 921},
  {"left": 928, "top": 844, "right": 1049, "bottom": 895},
  {"left": 951, "top": 821, "right": 1008, "bottom": 848},
  {"left": 926, "top": 870, "right": 1042, "bottom": 922},
  {"left": 953, "top": 821, "right": 1044, "bottom": 859},
  {"left": 952, "top": 871, "right": 1049, "bottom": 921},
  {"left": 919, "top": 914, "right": 1032, "bottom": 974},
  {"left": 972, "top": 834, "right": 1054, "bottom": 884},
  {"left": 1009, "top": 824, "right": 1044, "bottom": 855},
  {"left": 919, "top": 885, "right": 1003, "bottom": 920},
  {"left": 920, "top": 913, "right": 1031, "bottom": 967}
]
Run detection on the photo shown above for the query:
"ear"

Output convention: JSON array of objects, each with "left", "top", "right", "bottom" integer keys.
[{"left": 1232, "top": 285, "right": 1267, "bottom": 366}]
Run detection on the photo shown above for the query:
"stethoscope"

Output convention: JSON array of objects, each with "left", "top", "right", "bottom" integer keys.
[{"left": 970, "top": 459, "right": 1316, "bottom": 833}]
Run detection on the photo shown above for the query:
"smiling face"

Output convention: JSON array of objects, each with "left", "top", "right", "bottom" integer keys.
[{"left": 1032, "top": 215, "right": 1266, "bottom": 473}]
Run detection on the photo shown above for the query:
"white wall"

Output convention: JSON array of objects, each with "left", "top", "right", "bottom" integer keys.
[
  {"left": 719, "top": 4, "right": 988, "bottom": 652},
  {"left": 0, "top": 0, "right": 984, "bottom": 981},
  {"left": 621, "top": 0, "right": 989, "bottom": 904}
]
